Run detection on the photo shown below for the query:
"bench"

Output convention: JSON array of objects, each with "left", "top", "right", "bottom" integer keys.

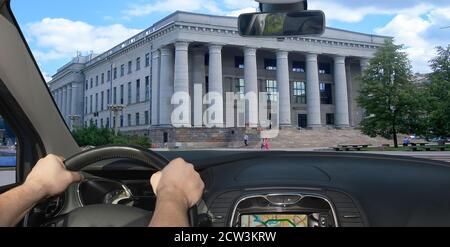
[
  {"left": 411, "top": 146, "right": 446, "bottom": 152},
  {"left": 332, "top": 144, "right": 370, "bottom": 152}
]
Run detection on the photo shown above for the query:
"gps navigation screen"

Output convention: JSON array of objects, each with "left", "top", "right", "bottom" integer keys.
[{"left": 240, "top": 214, "right": 308, "bottom": 227}]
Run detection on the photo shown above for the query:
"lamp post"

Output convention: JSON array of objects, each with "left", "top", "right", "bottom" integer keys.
[{"left": 108, "top": 104, "right": 125, "bottom": 136}]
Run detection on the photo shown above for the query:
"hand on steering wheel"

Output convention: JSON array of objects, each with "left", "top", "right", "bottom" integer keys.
[{"left": 60, "top": 145, "right": 201, "bottom": 227}]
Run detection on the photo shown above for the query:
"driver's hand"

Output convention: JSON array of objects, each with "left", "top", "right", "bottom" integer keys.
[
  {"left": 24, "top": 154, "right": 82, "bottom": 198},
  {"left": 150, "top": 158, "right": 204, "bottom": 209}
]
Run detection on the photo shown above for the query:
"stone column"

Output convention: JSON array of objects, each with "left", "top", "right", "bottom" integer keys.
[
  {"left": 71, "top": 83, "right": 77, "bottom": 128},
  {"left": 54, "top": 90, "right": 59, "bottom": 108},
  {"left": 67, "top": 84, "right": 72, "bottom": 118},
  {"left": 244, "top": 47, "right": 258, "bottom": 127},
  {"left": 159, "top": 46, "right": 174, "bottom": 126},
  {"left": 57, "top": 89, "right": 62, "bottom": 110},
  {"left": 62, "top": 87, "right": 67, "bottom": 119},
  {"left": 360, "top": 58, "right": 370, "bottom": 72},
  {"left": 151, "top": 50, "right": 161, "bottom": 126},
  {"left": 277, "top": 50, "right": 291, "bottom": 127},
  {"left": 192, "top": 47, "right": 206, "bottom": 127},
  {"left": 334, "top": 55, "right": 350, "bottom": 128},
  {"left": 208, "top": 44, "right": 224, "bottom": 127},
  {"left": 173, "top": 41, "right": 191, "bottom": 126},
  {"left": 305, "top": 53, "right": 322, "bottom": 128}
]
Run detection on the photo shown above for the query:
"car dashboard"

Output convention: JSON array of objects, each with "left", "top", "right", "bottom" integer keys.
[{"left": 29, "top": 151, "right": 450, "bottom": 227}]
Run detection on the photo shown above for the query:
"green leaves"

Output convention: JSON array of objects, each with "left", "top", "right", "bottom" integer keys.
[
  {"left": 357, "top": 43, "right": 450, "bottom": 147},
  {"left": 72, "top": 124, "right": 151, "bottom": 148},
  {"left": 424, "top": 45, "right": 450, "bottom": 137},
  {"left": 357, "top": 39, "right": 420, "bottom": 147}
]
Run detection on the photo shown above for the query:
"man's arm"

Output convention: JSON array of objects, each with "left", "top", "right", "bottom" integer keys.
[
  {"left": 0, "top": 155, "right": 81, "bottom": 227},
  {"left": 149, "top": 158, "right": 204, "bottom": 227}
]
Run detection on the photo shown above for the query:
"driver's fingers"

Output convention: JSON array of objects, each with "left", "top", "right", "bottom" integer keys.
[
  {"left": 70, "top": 171, "right": 83, "bottom": 183},
  {"left": 150, "top": 172, "right": 162, "bottom": 195}
]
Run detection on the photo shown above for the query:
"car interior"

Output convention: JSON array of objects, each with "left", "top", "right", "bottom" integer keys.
[{"left": 1, "top": 0, "right": 450, "bottom": 227}]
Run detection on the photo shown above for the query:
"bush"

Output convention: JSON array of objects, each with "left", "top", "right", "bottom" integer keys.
[{"left": 72, "top": 125, "right": 151, "bottom": 148}]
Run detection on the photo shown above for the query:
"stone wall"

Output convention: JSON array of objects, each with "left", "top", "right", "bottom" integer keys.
[{"left": 149, "top": 127, "right": 260, "bottom": 148}]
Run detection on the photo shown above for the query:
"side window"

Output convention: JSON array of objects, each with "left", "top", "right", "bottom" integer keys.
[{"left": 0, "top": 115, "right": 17, "bottom": 187}]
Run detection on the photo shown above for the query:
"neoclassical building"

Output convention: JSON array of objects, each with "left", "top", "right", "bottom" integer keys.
[{"left": 48, "top": 11, "right": 389, "bottom": 147}]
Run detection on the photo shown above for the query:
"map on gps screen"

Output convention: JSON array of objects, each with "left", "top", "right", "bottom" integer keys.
[{"left": 240, "top": 214, "right": 308, "bottom": 227}]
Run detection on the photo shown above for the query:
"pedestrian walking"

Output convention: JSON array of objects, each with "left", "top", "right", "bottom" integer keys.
[{"left": 244, "top": 134, "right": 249, "bottom": 147}]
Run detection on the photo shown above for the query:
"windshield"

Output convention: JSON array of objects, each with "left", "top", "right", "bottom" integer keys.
[{"left": 10, "top": 1, "right": 450, "bottom": 159}]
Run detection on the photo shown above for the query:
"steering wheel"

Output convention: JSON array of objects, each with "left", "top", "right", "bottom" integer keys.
[{"left": 60, "top": 145, "right": 198, "bottom": 227}]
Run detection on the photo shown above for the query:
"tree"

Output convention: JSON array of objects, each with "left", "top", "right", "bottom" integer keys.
[
  {"left": 424, "top": 45, "right": 450, "bottom": 137},
  {"left": 357, "top": 39, "right": 424, "bottom": 148}
]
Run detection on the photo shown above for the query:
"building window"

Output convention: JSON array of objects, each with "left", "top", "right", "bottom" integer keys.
[
  {"left": 127, "top": 82, "right": 132, "bottom": 104},
  {"left": 320, "top": 82, "right": 333, "bottom": 104},
  {"left": 319, "top": 63, "right": 331, "bottom": 74},
  {"left": 89, "top": 95, "right": 93, "bottom": 113},
  {"left": 127, "top": 114, "right": 132, "bottom": 126},
  {"left": 128, "top": 61, "right": 132, "bottom": 74},
  {"left": 145, "top": 111, "right": 150, "bottom": 125},
  {"left": 107, "top": 70, "right": 111, "bottom": 81},
  {"left": 292, "top": 61, "right": 305, "bottom": 73},
  {"left": 114, "top": 67, "right": 117, "bottom": 79},
  {"left": 136, "top": 57, "right": 141, "bottom": 71},
  {"left": 265, "top": 59, "right": 277, "bottom": 71},
  {"left": 145, "top": 53, "right": 150, "bottom": 67},
  {"left": 326, "top": 113, "right": 335, "bottom": 125},
  {"left": 95, "top": 119, "right": 98, "bottom": 127},
  {"left": 120, "top": 85, "right": 124, "bottom": 105},
  {"left": 120, "top": 115, "right": 124, "bottom": 127},
  {"left": 85, "top": 80, "right": 88, "bottom": 90},
  {"left": 96, "top": 76, "right": 99, "bottom": 86},
  {"left": 120, "top": 64, "right": 125, "bottom": 77},
  {"left": 293, "top": 81, "right": 306, "bottom": 104},
  {"left": 85, "top": 96, "right": 88, "bottom": 114},
  {"left": 266, "top": 80, "right": 278, "bottom": 102},
  {"left": 235, "top": 56, "right": 244, "bottom": 69},
  {"left": 90, "top": 78, "right": 93, "bottom": 88},
  {"left": 107, "top": 89, "right": 110, "bottom": 104},
  {"left": 101, "top": 73, "right": 105, "bottom": 84},
  {"left": 136, "top": 79, "right": 140, "bottom": 103},
  {"left": 145, "top": 76, "right": 150, "bottom": 101},
  {"left": 101, "top": 91, "right": 104, "bottom": 111},
  {"left": 135, "top": 113, "right": 140, "bottom": 126},
  {"left": 236, "top": 79, "right": 245, "bottom": 99},
  {"left": 95, "top": 93, "right": 98, "bottom": 112},
  {"left": 106, "top": 117, "right": 110, "bottom": 128},
  {"left": 113, "top": 87, "right": 117, "bottom": 104},
  {"left": 113, "top": 117, "right": 116, "bottom": 128}
]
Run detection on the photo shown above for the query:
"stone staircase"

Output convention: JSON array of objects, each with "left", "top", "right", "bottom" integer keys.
[{"left": 246, "top": 128, "right": 392, "bottom": 150}]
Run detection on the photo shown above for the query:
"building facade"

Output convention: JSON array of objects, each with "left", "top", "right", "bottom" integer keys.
[{"left": 48, "top": 11, "right": 389, "bottom": 147}]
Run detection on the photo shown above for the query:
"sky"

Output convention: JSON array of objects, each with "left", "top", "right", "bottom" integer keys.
[{"left": 10, "top": 0, "right": 450, "bottom": 81}]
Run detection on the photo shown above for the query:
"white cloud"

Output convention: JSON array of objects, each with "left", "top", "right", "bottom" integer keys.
[
  {"left": 42, "top": 71, "right": 52, "bottom": 82},
  {"left": 226, "top": 7, "right": 258, "bottom": 17},
  {"left": 223, "top": 0, "right": 258, "bottom": 9},
  {"left": 27, "top": 18, "right": 141, "bottom": 62},
  {"left": 124, "top": 0, "right": 224, "bottom": 17},
  {"left": 309, "top": 1, "right": 381, "bottom": 23},
  {"left": 375, "top": 6, "right": 450, "bottom": 73}
]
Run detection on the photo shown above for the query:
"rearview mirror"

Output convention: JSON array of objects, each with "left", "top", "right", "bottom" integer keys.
[{"left": 238, "top": 10, "right": 325, "bottom": 37}]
